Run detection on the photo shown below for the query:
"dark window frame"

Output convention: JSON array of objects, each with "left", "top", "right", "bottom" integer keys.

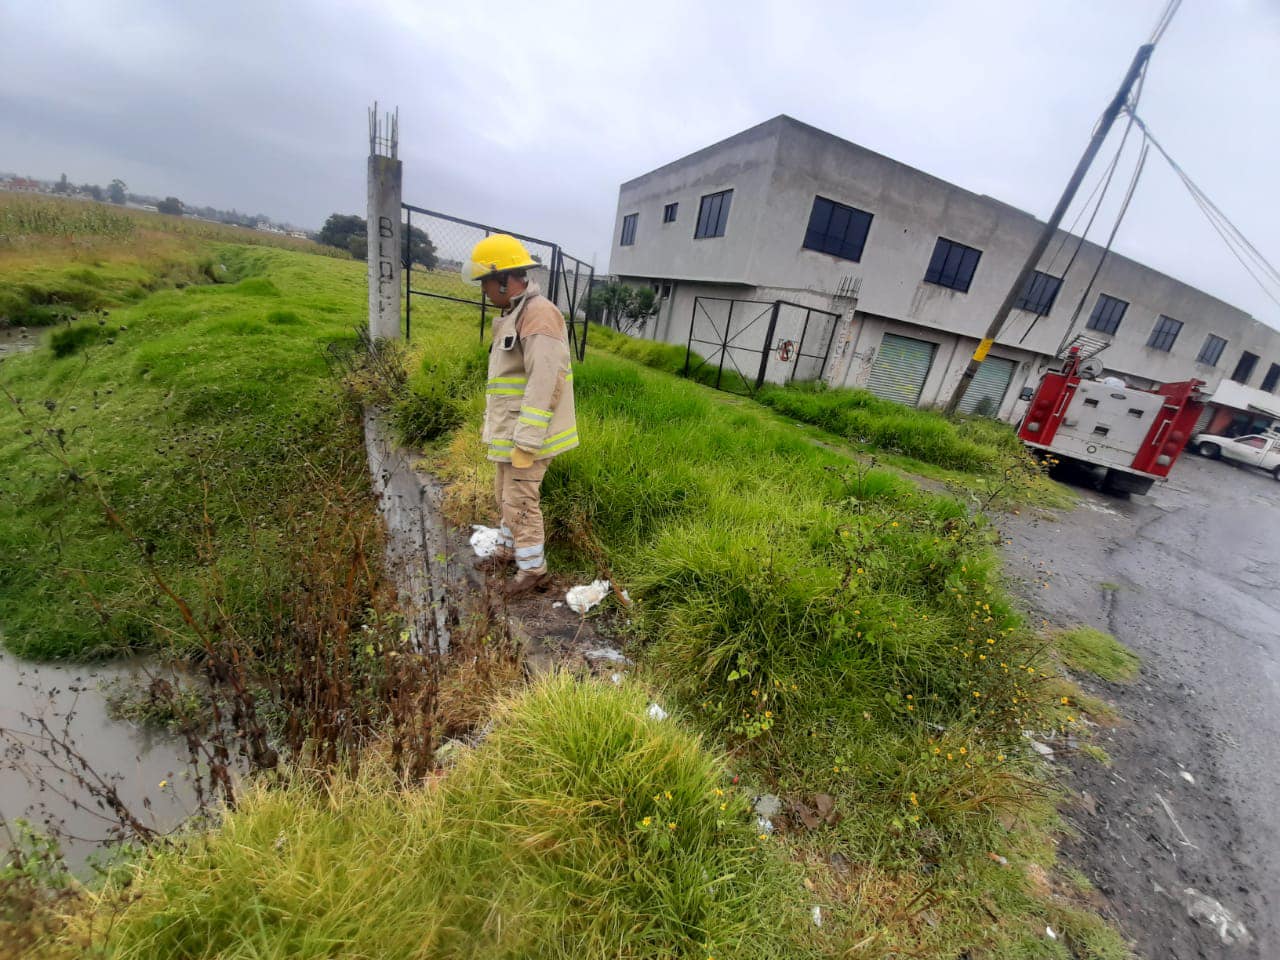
[
  {"left": 1013, "top": 269, "right": 1062, "bottom": 316},
  {"left": 1231, "top": 350, "right": 1259, "bottom": 384},
  {"left": 924, "top": 237, "right": 982, "bottom": 293},
  {"left": 662, "top": 202, "right": 678, "bottom": 224},
  {"left": 620, "top": 212, "right": 638, "bottom": 246},
  {"left": 694, "top": 189, "right": 733, "bottom": 239},
  {"left": 802, "top": 195, "right": 873, "bottom": 263},
  {"left": 1086, "top": 293, "right": 1128, "bottom": 335},
  {"left": 1262, "top": 362, "right": 1280, "bottom": 394},
  {"left": 1196, "top": 334, "right": 1228, "bottom": 366},
  {"left": 1147, "top": 315, "right": 1183, "bottom": 352}
]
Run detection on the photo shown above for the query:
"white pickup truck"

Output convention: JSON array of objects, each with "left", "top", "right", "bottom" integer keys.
[{"left": 1193, "top": 432, "right": 1280, "bottom": 480}]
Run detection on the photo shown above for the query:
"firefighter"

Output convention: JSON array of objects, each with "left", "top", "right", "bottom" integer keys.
[{"left": 462, "top": 234, "right": 578, "bottom": 596}]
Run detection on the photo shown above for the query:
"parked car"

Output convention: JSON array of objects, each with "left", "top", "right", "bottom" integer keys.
[{"left": 1192, "top": 432, "right": 1280, "bottom": 479}]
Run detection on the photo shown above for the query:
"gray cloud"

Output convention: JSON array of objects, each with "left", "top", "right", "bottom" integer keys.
[{"left": 3, "top": 0, "right": 1277, "bottom": 326}]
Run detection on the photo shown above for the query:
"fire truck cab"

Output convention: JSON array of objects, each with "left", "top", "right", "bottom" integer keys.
[{"left": 1017, "top": 345, "right": 1206, "bottom": 496}]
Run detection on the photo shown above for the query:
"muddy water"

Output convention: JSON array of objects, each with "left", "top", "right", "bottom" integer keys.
[
  {"left": 0, "top": 649, "right": 197, "bottom": 870},
  {"left": 0, "top": 325, "right": 39, "bottom": 358}
]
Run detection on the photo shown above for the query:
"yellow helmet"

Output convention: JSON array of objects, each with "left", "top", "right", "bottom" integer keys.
[{"left": 461, "top": 234, "right": 538, "bottom": 284}]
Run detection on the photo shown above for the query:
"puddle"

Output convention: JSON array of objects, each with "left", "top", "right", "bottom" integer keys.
[
  {"left": 0, "top": 648, "right": 198, "bottom": 870},
  {"left": 0, "top": 325, "right": 40, "bottom": 358}
]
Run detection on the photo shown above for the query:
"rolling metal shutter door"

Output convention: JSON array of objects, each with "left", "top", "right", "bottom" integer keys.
[
  {"left": 866, "top": 334, "right": 936, "bottom": 406},
  {"left": 958, "top": 355, "right": 1016, "bottom": 416},
  {"left": 1192, "top": 402, "right": 1214, "bottom": 436}
]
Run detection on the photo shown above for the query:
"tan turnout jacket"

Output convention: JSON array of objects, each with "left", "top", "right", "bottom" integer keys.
[{"left": 482, "top": 283, "right": 578, "bottom": 462}]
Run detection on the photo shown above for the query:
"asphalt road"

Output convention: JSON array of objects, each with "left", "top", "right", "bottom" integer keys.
[{"left": 1000, "top": 451, "right": 1279, "bottom": 959}]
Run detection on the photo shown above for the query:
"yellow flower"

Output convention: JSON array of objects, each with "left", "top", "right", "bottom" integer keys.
[
  {"left": 158, "top": 779, "right": 168, "bottom": 789},
  {"left": 720, "top": 803, "right": 727, "bottom": 811},
  {"left": 1066, "top": 715, "right": 1076, "bottom": 723},
  {"left": 1061, "top": 697, "right": 1069, "bottom": 705},
  {"left": 997, "top": 754, "right": 1005, "bottom": 762},
  {"left": 959, "top": 747, "right": 967, "bottom": 755},
  {"left": 764, "top": 710, "right": 773, "bottom": 718},
  {"left": 946, "top": 752, "right": 954, "bottom": 761},
  {"left": 891, "top": 521, "right": 899, "bottom": 527},
  {"left": 933, "top": 747, "right": 941, "bottom": 755},
  {"left": 856, "top": 567, "right": 865, "bottom": 575},
  {"left": 714, "top": 787, "right": 724, "bottom": 796},
  {"left": 909, "top": 792, "right": 918, "bottom": 806},
  {"left": 987, "top": 638, "right": 995, "bottom": 645},
  {"left": 906, "top": 704, "right": 915, "bottom": 711},
  {"left": 758, "top": 833, "right": 768, "bottom": 841},
  {"left": 641, "top": 817, "right": 652, "bottom": 827}
]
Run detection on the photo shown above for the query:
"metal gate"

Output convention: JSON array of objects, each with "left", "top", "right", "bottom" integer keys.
[
  {"left": 865, "top": 333, "right": 937, "bottom": 406},
  {"left": 683, "top": 296, "right": 840, "bottom": 395},
  {"left": 401, "top": 205, "right": 593, "bottom": 361},
  {"left": 957, "top": 354, "right": 1015, "bottom": 417}
]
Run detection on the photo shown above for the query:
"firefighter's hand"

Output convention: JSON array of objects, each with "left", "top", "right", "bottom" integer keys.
[{"left": 511, "top": 447, "right": 536, "bottom": 469}]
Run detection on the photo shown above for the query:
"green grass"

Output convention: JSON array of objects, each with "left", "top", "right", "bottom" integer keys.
[
  {"left": 0, "top": 243, "right": 367, "bottom": 658},
  {"left": 1053, "top": 626, "right": 1141, "bottom": 682},
  {"left": 0, "top": 193, "right": 345, "bottom": 326},
  {"left": 407, "top": 313, "right": 1126, "bottom": 957},
  {"left": 93, "top": 676, "right": 812, "bottom": 959}
]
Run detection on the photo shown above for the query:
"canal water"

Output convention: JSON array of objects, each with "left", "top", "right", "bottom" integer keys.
[
  {"left": 0, "top": 324, "right": 38, "bottom": 358},
  {"left": 0, "top": 650, "right": 198, "bottom": 870}
]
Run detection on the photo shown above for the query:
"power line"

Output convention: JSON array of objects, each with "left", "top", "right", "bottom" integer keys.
[
  {"left": 1126, "top": 108, "right": 1280, "bottom": 311},
  {"left": 1149, "top": 0, "right": 1183, "bottom": 45}
]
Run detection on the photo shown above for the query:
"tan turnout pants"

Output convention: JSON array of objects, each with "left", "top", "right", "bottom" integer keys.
[{"left": 494, "top": 460, "right": 550, "bottom": 573}]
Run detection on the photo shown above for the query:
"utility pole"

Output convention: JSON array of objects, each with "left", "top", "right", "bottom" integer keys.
[{"left": 942, "top": 42, "right": 1154, "bottom": 415}]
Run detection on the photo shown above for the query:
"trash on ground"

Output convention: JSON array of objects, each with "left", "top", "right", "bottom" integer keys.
[
  {"left": 987, "top": 852, "right": 1009, "bottom": 866},
  {"left": 811, "top": 906, "right": 823, "bottom": 928},
  {"left": 609, "top": 672, "right": 624, "bottom": 685},
  {"left": 1181, "top": 888, "right": 1251, "bottom": 946},
  {"left": 566, "top": 579, "right": 611, "bottom": 614},
  {"left": 584, "top": 647, "right": 632, "bottom": 665},
  {"left": 1180, "top": 770, "right": 1195, "bottom": 784},
  {"left": 753, "top": 794, "right": 782, "bottom": 819},
  {"left": 646, "top": 702, "right": 668, "bottom": 721},
  {"left": 1045, "top": 926, "right": 1057, "bottom": 941},
  {"left": 469, "top": 525, "right": 505, "bottom": 558},
  {"left": 1027, "top": 737, "right": 1055, "bottom": 758},
  {"left": 552, "top": 601, "right": 563, "bottom": 609},
  {"left": 755, "top": 816, "right": 774, "bottom": 835}
]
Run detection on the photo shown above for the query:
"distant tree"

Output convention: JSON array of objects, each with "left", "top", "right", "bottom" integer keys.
[
  {"left": 107, "top": 179, "right": 127, "bottom": 204},
  {"left": 403, "top": 225, "right": 437, "bottom": 269},
  {"left": 319, "top": 213, "right": 366, "bottom": 253},
  {"left": 624, "top": 286, "right": 660, "bottom": 326},
  {"left": 588, "top": 281, "right": 632, "bottom": 328},
  {"left": 52, "top": 173, "right": 70, "bottom": 195},
  {"left": 347, "top": 235, "right": 368, "bottom": 260},
  {"left": 82, "top": 183, "right": 103, "bottom": 201},
  {"left": 157, "top": 196, "right": 183, "bottom": 216}
]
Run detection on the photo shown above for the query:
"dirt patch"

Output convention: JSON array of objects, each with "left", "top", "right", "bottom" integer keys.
[{"left": 998, "top": 455, "right": 1278, "bottom": 959}]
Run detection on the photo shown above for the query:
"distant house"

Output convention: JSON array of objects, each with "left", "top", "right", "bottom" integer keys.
[
  {"left": 288, "top": 230, "right": 308, "bottom": 239},
  {"left": 2, "top": 177, "right": 42, "bottom": 193},
  {"left": 255, "top": 221, "right": 285, "bottom": 234}
]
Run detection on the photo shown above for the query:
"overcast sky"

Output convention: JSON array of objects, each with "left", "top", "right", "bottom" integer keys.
[{"left": 3, "top": 1, "right": 1278, "bottom": 327}]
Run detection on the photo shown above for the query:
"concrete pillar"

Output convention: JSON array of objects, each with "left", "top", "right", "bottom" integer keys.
[
  {"left": 824, "top": 297, "right": 860, "bottom": 388},
  {"left": 367, "top": 105, "right": 402, "bottom": 342}
]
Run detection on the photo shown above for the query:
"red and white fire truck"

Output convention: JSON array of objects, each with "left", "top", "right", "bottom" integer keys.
[{"left": 1017, "top": 342, "right": 1206, "bottom": 495}]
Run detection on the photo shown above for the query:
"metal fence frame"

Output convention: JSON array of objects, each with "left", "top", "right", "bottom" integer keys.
[
  {"left": 401, "top": 204, "right": 593, "bottom": 362},
  {"left": 683, "top": 295, "right": 841, "bottom": 394}
]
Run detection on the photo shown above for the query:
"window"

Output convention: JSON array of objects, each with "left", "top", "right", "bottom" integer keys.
[
  {"left": 1014, "top": 270, "right": 1062, "bottom": 316},
  {"left": 1197, "top": 334, "right": 1228, "bottom": 366},
  {"left": 1236, "top": 436, "right": 1266, "bottom": 449},
  {"left": 694, "top": 189, "right": 732, "bottom": 239},
  {"left": 1146, "top": 315, "right": 1182, "bottom": 351},
  {"left": 1231, "top": 350, "right": 1259, "bottom": 384},
  {"left": 1086, "top": 294, "right": 1128, "bottom": 335},
  {"left": 620, "top": 213, "right": 637, "bottom": 246},
  {"left": 1262, "top": 363, "right": 1280, "bottom": 393},
  {"left": 924, "top": 237, "right": 982, "bottom": 292},
  {"left": 802, "top": 195, "right": 873, "bottom": 262},
  {"left": 663, "top": 202, "right": 678, "bottom": 223}
]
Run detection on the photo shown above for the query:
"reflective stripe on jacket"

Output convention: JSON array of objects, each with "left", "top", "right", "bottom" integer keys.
[{"left": 482, "top": 284, "right": 578, "bottom": 462}]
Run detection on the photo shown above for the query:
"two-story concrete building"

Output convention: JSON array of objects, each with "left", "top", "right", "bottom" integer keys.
[{"left": 609, "top": 115, "right": 1280, "bottom": 428}]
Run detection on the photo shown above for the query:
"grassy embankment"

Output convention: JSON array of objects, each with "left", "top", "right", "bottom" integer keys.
[
  {"left": 8, "top": 213, "right": 1128, "bottom": 957},
  {"left": 0, "top": 197, "right": 365, "bottom": 658}
]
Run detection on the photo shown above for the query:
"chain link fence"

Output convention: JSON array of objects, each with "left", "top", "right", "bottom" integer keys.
[{"left": 401, "top": 205, "right": 592, "bottom": 361}]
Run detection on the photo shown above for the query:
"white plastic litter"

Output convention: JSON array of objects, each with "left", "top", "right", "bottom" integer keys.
[
  {"left": 755, "top": 816, "right": 774, "bottom": 834},
  {"left": 1180, "top": 770, "right": 1195, "bottom": 784},
  {"left": 647, "top": 703, "right": 668, "bottom": 721},
  {"left": 811, "top": 906, "right": 823, "bottom": 928},
  {"left": 610, "top": 672, "right": 624, "bottom": 685},
  {"left": 585, "top": 647, "right": 631, "bottom": 664},
  {"left": 566, "top": 579, "right": 611, "bottom": 614},
  {"left": 469, "top": 525, "right": 505, "bottom": 558},
  {"left": 1046, "top": 926, "right": 1057, "bottom": 941}
]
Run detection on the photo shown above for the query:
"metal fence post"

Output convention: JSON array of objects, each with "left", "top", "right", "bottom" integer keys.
[
  {"left": 403, "top": 207, "right": 411, "bottom": 340},
  {"left": 755, "top": 301, "right": 782, "bottom": 390},
  {"left": 683, "top": 298, "right": 698, "bottom": 378},
  {"left": 792, "top": 307, "right": 812, "bottom": 383},
  {"left": 717, "top": 300, "right": 736, "bottom": 390}
]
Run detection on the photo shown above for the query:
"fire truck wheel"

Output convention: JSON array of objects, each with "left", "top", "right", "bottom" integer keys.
[{"left": 1197, "top": 442, "right": 1221, "bottom": 459}]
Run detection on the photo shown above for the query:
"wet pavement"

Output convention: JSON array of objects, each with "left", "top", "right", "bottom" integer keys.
[{"left": 999, "top": 452, "right": 1279, "bottom": 959}]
